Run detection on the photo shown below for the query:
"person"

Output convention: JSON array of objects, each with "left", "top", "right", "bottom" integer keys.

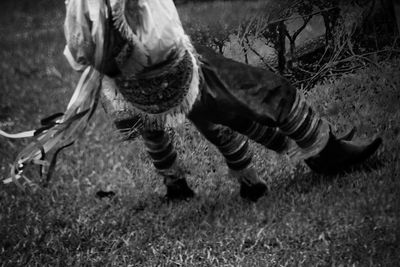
[{"left": 1, "top": 0, "right": 382, "bottom": 201}]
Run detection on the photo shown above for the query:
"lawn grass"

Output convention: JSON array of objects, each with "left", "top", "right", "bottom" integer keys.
[{"left": 1, "top": 1, "right": 400, "bottom": 266}]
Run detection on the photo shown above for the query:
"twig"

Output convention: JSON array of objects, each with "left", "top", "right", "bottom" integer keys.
[
  {"left": 387, "top": 36, "right": 399, "bottom": 60},
  {"left": 265, "top": 7, "right": 338, "bottom": 27},
  {"left": 295, "top": 48, "right": 399, "bottom": 90},
  {"left": 293, "top": 65, "right": 315, "bottom": 74},
  {"left": 244, "top": 37, "right": 278, "bottom": 73},
  {"left": 317, "top": 47, "right": 330, "bottom": 66}
]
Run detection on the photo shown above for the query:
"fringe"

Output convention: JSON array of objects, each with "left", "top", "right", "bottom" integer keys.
[
  {"left": 105, "top": 0, "right": 201, "bottom": 132},
  {"left": 111, "top": 0, "right": 149, "bottom": 59},
  {"left": 142, "top": 39, "right": 200, "bottom": 129},
  {"left": 101, "top": 35, "right": 201, "bottom": 136}
]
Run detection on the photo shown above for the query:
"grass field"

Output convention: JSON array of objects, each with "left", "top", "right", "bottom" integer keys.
[{"left": 1, "top": 1, "right": 400, "bottom": 266}]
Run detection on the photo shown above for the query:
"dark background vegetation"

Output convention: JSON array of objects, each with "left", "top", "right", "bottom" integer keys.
[{"left": 0, "top": 0, "right": 399, "bottom": 265}]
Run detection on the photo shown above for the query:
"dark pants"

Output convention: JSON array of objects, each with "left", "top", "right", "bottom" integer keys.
[{"left": 142, "top": 45, "right": 298, "bottom": 172}]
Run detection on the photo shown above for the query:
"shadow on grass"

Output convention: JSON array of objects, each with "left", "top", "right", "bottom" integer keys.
[{"left": 281, "top": 154, "right": 386, "bottom": 195}]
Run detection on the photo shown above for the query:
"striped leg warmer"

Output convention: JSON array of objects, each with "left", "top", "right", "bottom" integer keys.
[
  {"left": 214, "top": 129, "right": 265, "bottom": 191},
  {"left": 142, "top": 130, "right": 177, "bottom": 171},
  {"left": 142, "top": 130, "right": 180, "bottom": 183},
  {"left": 189, "top": 119, "right": 264, "bottom": 190},
  {"left": 279, "top": 92, "right": 330, "bottom": 160},
  {"left": 216, "top": 131, "right": 252, "bottom": 171},
  {"left": 142, "top": 130, "right": 194, "bottom": 200},
  {"left": 240, "top": 122, "right": 288, "bottom": 153}
]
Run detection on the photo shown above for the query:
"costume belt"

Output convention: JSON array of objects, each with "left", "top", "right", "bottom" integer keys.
[
  {"left": 115, "top": 49, "right": 194, "bottom": 114},
  {"left": 101, "top": 44, "right": 201, "bottom": 134}
]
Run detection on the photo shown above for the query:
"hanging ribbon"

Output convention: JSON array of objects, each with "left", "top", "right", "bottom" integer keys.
[{"left": 1, "top": 0, "right": 109, "bottom": 187}]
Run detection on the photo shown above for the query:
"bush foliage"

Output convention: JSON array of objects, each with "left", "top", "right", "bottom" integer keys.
[{"left": 179, "top": 0, "right": 399, "bottom": 88}]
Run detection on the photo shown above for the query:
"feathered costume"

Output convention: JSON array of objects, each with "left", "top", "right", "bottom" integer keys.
[{"left": 1, "top": 0, "right": 382, "bottom": 201}]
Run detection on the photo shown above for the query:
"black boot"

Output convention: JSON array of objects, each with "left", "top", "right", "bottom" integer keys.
[
  {"left": 160, "top": 163, "right": 195, "bottom": 200},
  {"left": 305, "top": 130, "right": 382, "bottom": 174},
  {"left": 164, "top": 175, "right": 195, "bottom": 200},
  {"left": 230, "top": 166, "right": 268, "bottom": 202},
  {"left": 240, "top": 182, "right": 268, "bottom": 202},
  {"left": 279, "top": 91, "right": 381, "bottom": 174}
]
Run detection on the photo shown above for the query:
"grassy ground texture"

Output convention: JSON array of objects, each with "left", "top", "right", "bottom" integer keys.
[{"left": 1, "top": 1, "right": 400, "bottom": 266}]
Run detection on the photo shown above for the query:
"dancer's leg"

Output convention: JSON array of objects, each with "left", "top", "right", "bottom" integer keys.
[
  {"left": 141, "top": 129, "right": 194, "bottom": 200},
  {"left": 196, "top": 45, "right": 381, "bottom": 174}
]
